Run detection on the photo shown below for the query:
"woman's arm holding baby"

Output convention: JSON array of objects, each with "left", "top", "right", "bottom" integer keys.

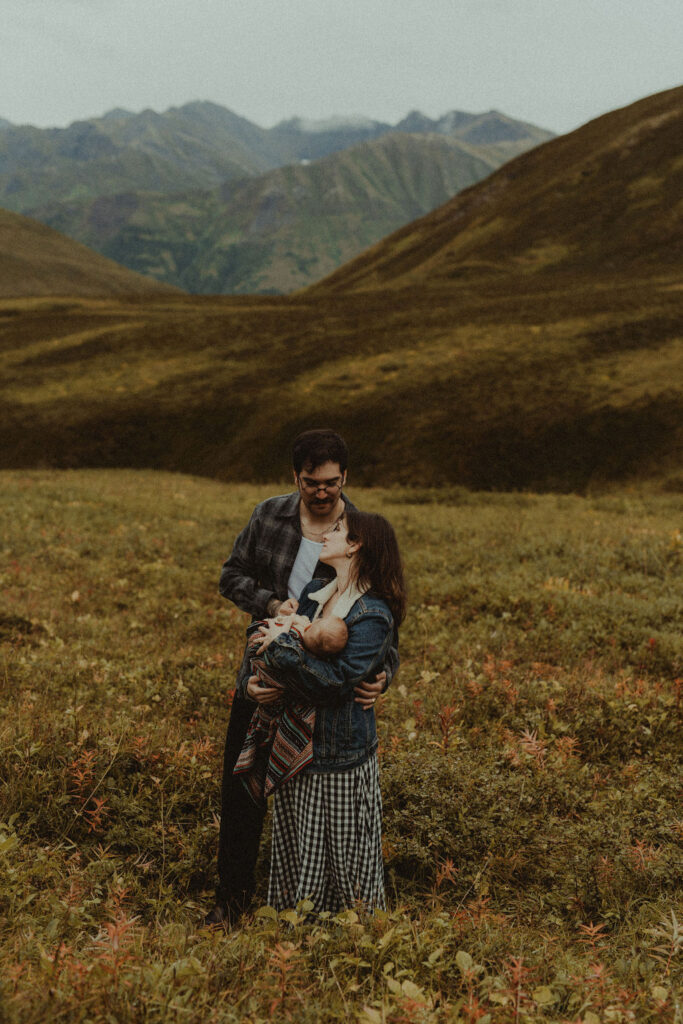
[{"left": 262, "top": 611, "right": 393, "bottom": 706}]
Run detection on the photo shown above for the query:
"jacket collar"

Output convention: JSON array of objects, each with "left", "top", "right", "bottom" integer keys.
[{"left": 307, "top": 576, "right": 369, "bottom": 620}]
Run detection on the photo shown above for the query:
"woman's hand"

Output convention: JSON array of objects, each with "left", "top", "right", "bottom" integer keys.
[{"left": 246, "top": 675, "right": 281, "bottom": 704}]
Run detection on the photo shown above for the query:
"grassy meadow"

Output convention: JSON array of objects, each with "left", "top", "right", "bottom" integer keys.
[{"left": 1, "top": 469, "right": 681, "bottom": 1023}]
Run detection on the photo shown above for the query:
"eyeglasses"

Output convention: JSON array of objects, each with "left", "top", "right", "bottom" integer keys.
[{"left": 298, "top": 476, "right": 343, "bottom": 494}]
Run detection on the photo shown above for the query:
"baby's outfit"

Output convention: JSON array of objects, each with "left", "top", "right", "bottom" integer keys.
[{"left": 233, "top": 620, "right": 314, "bottom": 806}]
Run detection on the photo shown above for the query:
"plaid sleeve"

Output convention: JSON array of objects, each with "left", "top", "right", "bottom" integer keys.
[{"left": 219, "top": 507, "right": 277, "bottom": 618}]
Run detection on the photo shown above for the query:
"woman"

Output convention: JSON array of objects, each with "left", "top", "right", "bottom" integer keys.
[{"left": 248, "top": 508, "right": 406, "bottom": 914}]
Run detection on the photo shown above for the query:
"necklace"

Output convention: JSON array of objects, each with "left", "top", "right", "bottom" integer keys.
[
  {"left": 302, "top": 524, "right": 327, "bottom": 540},
  {"left": 300, "top": 499, "right": 343, "bottom": 540}
]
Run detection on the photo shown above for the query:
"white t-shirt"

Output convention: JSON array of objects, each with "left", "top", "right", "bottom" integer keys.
[{"left": 287, "top": 536, "right": 323, "bottom": 601}]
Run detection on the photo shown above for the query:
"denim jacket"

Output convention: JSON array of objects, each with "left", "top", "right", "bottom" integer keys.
[{"left": 263, "top": 578, "right": 395, "bottom": 773}]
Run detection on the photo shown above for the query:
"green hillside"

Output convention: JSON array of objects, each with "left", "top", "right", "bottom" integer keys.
[
  {"left": 33, "top": 134, "right": 501, "bottom": 294},
  {"left": 312, "top": 86, "right": 683, "bottom": 291}
]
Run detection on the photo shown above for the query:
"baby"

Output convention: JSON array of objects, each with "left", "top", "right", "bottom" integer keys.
[
  {"left": 233, "top": 612, "right": 348, "bottom": 805},
  {"left": 274, "top": 612, "right": 348, "bottom": 658}
]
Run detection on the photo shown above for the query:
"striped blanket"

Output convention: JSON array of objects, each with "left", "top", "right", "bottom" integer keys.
[{"left": 233, "top": 628, "right": 314, "bottom": 806}]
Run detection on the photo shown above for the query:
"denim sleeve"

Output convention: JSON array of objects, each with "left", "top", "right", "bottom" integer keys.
[
  {"left": 263, "top": 611, "right": 393, "bottom": 705},
  {"left": 218, "top": 508, "right": 276, "bottom": 618}
]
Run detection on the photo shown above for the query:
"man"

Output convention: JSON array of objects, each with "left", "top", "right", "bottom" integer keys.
[{"left": 205, "top": 429, "right": 399, "bottom": 926}]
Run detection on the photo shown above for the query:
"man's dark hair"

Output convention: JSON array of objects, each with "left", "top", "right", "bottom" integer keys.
[{"left": 292, "top": 429, "right": 349, "bottom": 474}]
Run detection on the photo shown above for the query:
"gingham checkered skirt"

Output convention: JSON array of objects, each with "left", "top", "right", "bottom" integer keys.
[{"left": 267, "top": 754, "right": 385, "bottom": 914}]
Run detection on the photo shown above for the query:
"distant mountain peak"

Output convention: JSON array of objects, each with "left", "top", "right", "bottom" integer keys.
[
  {"left": 396, "top": 111, "right": 435, "bottom": 132},
  {"left": 99, "top": 108, "right": 135, "bottom": 122},
  {"left": 394, "top": 108, "right": 551, "bottom": 141},
  {"left": 436, "top": 110, "right": 478, "bottom": 132},
  {"left": 168, "top": 101, "right": 264, "bottom": 132}
]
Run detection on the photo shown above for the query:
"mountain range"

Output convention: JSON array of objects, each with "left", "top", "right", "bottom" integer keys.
[
  {"left": 32, "top": 133, "right": 506, "bottom": 294},
  {"left": 0, "top": 101, "right": 553, "bottom": 293},
  {"left": 0, "top": 102, "right": 552, "bottom": 206},
  {"left": 1, "top": 87, "right": 680, "bottom": 491}
]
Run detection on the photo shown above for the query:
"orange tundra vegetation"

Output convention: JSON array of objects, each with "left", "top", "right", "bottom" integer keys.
[{"left": 0, "top": 469, "right": 680, "bottom": 1022}]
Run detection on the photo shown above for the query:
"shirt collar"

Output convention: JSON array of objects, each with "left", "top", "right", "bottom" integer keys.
[{"left": 307, "top": 576, "right": 370, "bottom": 620}]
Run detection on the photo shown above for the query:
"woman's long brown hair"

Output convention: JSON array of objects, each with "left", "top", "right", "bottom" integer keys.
[{"left": 344, "top": 509, "right": 406, "bottom": 627}]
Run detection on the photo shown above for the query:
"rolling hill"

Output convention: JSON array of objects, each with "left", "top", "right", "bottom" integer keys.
[
  {"left": 311, "top": 85, "right": 683, "bottom": 291},
  {"left": 0, "top": 89, "right": 680, "bottom": 491},
  {"left": 0, "top": 207, "right": 179, "bottom": 298}
]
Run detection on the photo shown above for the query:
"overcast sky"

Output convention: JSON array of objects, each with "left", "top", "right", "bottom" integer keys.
[{"left": 2, "top": 0, "right": 681, "bottom": 135}]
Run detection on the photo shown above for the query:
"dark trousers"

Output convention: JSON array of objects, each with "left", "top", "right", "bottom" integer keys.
[{"left": 216, "top": 692, "right": 267, "bottom": 908}]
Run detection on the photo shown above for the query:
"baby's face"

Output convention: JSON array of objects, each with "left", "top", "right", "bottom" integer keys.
[{"left": 302, "top": 619, "right": 325, "bottom": 645}]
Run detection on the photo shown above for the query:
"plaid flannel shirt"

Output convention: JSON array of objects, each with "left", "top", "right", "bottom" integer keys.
[{"left": 219, "top": 490, "right": 399, "bottom": 697}]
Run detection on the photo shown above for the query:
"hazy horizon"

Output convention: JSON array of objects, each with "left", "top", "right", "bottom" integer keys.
[
  {"left": 2, "top": 0, "right": 681, "bottom": 136},
  {"left": 0, "top": 98, "right": 562, "bottom": 133}
]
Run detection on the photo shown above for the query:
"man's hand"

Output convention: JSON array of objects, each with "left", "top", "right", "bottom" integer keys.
[
  {"left": 354, "top": 671, "right": 386, "bottom": 710},
  {"left": 246, "top": 675, "right": 281, "bottom": 704},
  {"left": 268, "top": 597, "right": 298, "bottom": 617}
]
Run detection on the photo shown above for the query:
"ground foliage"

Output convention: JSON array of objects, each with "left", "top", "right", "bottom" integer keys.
[{"left": 1, "top": 470, "right": 681, "bottom": 1023}]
